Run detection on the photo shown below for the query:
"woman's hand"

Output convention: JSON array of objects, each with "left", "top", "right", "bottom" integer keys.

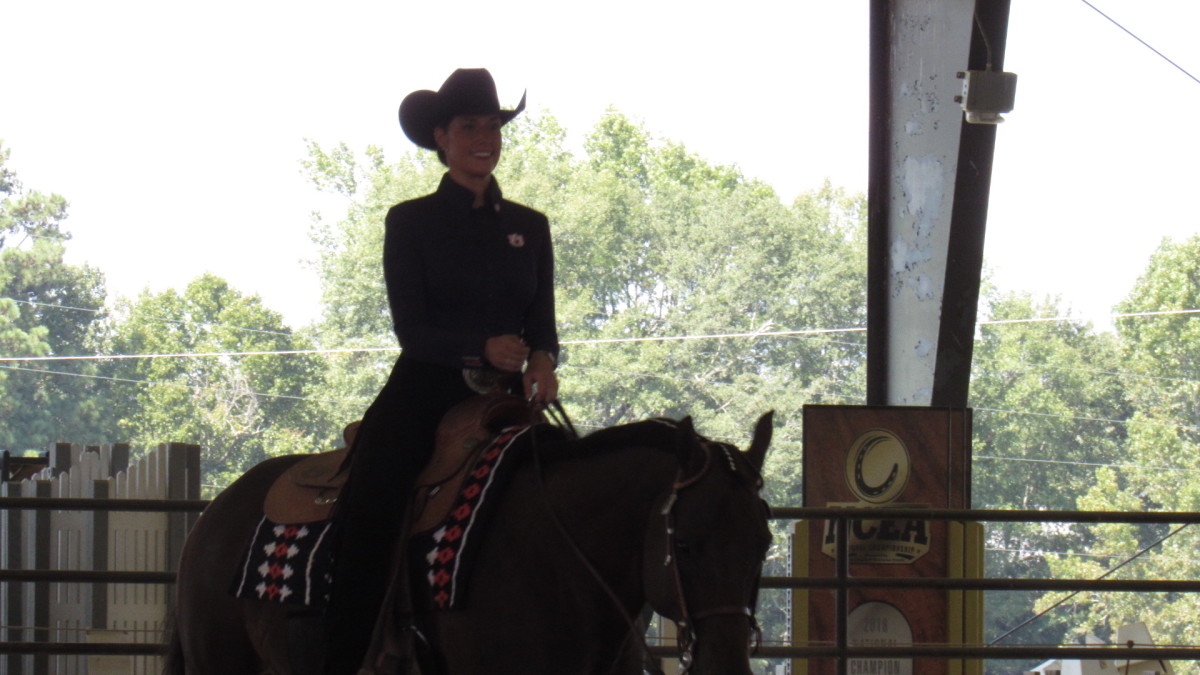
[
  {"left": 484, "top": 334, "right": 530, "bottom": 373},
  {"left": 524, "top": 351, "right": 558, "bottom": 406}
]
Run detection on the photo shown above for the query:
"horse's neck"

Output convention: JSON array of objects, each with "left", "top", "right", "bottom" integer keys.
[{"left": 541, "top": 444, "right": 678, "bottom": 545}]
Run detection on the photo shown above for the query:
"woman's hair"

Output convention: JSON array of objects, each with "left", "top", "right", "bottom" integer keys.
[{"left": 433, "top": 118, "right": 450, "bottom": 167}]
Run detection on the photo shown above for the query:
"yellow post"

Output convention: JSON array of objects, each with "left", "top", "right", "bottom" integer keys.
[{"left": 792, "top": 520, "right": 810, "bottom": 675}]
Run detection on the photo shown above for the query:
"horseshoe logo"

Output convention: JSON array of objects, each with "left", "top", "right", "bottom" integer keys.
[{"left": 845, "top": 429, "right": 910, "bottom": 504}]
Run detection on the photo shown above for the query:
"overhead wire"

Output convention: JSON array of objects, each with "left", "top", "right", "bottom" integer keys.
[
  {"left": 989, "top": 522, "right": 1193, "bottom": 645},
  {"left": 6, "top": 297, "right": 304, "bottom": 340},
  {"left": 6, "top": 296, "right": 1200, "bottom": 450},
  {"left": 3, "top": 306, "right": 1199, "bottom": 364},
  {"left": 0, "top": 364, "right": 357, "bottom": 405},
  {"left": 10, "top": 340, "right": 1200, "bottom": 446},
  {"left": 6, "top": 295, "right": 1199, "bottom": 363},
  {"left": 986, "top": 545, "right": 1200, "bottom": 568},
  {"left": 2, "top": 332, "right": 1197, "bottom": 431},
  {"left": 975, "top": 452, "right": 1200, "bottom": 475},
  {"left": 1080, "top": 0, "right": 1200, "bottom": 86},
  {"left": 976, "top": 405, "right": 1200, "bottom": 434},
  {"left": 8, "top": 361, "right": 1200, "bottom": 474}
]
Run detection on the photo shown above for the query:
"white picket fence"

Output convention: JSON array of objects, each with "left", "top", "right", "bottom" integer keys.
[{"left": 0, "top": 442, "right": 201, "bottom": 675}]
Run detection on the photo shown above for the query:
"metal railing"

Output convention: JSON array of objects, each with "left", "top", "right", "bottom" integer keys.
[
  {"left": 747, "top": 507, "right": 1200, "bottom": 673},
  {"left": 3, "top": 499, "right": 1200, "bottom": 671}
]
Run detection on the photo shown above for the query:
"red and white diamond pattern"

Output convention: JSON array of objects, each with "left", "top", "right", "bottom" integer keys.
[{"left": 254, "top": 524, "right": 309, "bottom": 602}]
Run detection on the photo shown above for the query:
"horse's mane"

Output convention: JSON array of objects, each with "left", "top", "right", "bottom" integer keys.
[
  {"left": 549, "top": 416, "right": 768, "bottom": 490},
  {"left": 534, "top": 417, "right": 686, "bottom": 462}
]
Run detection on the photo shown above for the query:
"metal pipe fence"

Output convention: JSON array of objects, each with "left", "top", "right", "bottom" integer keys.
[
  {"left": 3, "top": 500, "right": 1200, "bottom": 670},
  {"left": 760, "top": 506, "right": 1200, "bottom": 673}
]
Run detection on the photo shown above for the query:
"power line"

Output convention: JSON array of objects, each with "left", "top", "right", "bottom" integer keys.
[
  {"left": 0, "top": 346, "right": 398, "bottom": 363},
  {"left": 564, "top": 326, "right": 865, "bottom": 346},
  {"left": 0, "top": 364, "right": 357, "bottom": 405},
  {"left": 973, "top": 355, "right": 1199, "bottom": 387},
  {"left": 6, "top": 293, "right": 1199, "bottom": 364},
  {"left": 2, "top": 363, "right": 786, "bottom": 450},
  {"left": 5, "top": 298, "right": 102, "bottom": 314},
  {"left": 5, "top": 306, "right": 1200, "bottom": 433},
  {"left": 5, "top": 297, "right": 304, "bottom": 340},
  {"left": 19, "top": 345, "right": 1200, "bottom": 433},
  {"left": 1114, "top": 308, "right": 1200, "bottom": 320},
  {"left": 3, "top": 305, "right": 1194, "bottom": 363},
  {"left": 976, "top": 405, "right": 1200, "bottom": 434},
  {"left": 1080, "top": 0, "right": 1200, "bottom": 86},
  {"left": 980, "top": 308, "right": 1200, "bottom": 325},
  {"left": 4, "top": 307, "right": 1198, "bottom": 365},
  {"left": 9, "top": 356, "right": 1200, "bottom": 446},
  {"left": 975, "top": 453, "right": 1200, "bottom": 475},
  {"left": 0, "top": 328, "right": 865, "bottom": 362},
  {"left": 990, "top": 522, "right": 1191, "bottom": 645},
  {"left": 0, "top": 350, "right": 1191, "bottom": 424},
  {"left": 987, "top": 545, "right": 1200, "bottom": 568}
]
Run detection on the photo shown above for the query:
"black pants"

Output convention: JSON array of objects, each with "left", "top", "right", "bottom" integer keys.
[{"left": 323, "top": 356, "right": 474, "bottom": 674}]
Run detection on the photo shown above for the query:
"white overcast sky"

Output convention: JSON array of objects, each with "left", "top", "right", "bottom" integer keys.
[{"left": 1, "top": 0, "right": 1197, "bottom": 329}]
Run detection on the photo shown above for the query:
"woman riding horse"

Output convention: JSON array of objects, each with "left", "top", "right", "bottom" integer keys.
[
  {"left": 166, "top": 412, "right": 775, "bottom": 675},
  {"left": 324, "top": 68, "right": 560, "bottom": 673}
]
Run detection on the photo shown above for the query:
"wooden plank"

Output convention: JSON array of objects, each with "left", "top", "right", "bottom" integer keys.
[
  {"left": 0, "top": 440, "right": 197, "bottom": 673},
  {"left": 2, "top": 480, "right": 24, "bottom": 674},
  {"left": 26, "top": 479, "right": 53, "bottom": 674}
]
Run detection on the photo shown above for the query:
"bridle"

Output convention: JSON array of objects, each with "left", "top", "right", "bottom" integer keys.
[
  {"left": 528, "top": 410, "right": 768, "bottom": 674},
  {"left": 647, "top": 436, "right": 767, "bottom": 673}
]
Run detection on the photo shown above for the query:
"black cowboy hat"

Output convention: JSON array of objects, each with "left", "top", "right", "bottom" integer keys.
[{"left": 399, "top": 68, "right": 526, "bottom": 150}]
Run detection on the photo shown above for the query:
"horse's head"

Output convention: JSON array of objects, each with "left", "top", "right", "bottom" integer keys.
[{"left": 642, "top": 412, "right": 774, "bottom": 675}]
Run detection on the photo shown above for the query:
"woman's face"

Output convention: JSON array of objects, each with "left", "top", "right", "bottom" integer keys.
[{"left": 435, "top": 113, "right": 504, "bottom": 180}]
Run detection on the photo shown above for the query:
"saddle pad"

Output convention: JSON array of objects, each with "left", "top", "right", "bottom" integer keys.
[
  {"left": 232, "top": 517, "right": 335, "bottom": 608},
  {"left": 410, "top": 425, "right": 531, "bottom": 610}
]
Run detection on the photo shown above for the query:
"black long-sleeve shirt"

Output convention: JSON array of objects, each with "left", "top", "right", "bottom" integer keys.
[{"left": 384, "top": 174, "right": 559, "bottom": 369}]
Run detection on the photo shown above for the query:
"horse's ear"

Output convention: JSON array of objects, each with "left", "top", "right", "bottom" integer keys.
[
  {"left": 674, "top": 416, "right": 700, "bottom": 470},
  {"left": 745, "top": 411, "right": 774, "bottom": 472}
]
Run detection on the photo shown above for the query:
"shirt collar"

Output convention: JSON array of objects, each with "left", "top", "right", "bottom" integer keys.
[{"left": 436, "top": 173, "right": 505, "bottom": 214}]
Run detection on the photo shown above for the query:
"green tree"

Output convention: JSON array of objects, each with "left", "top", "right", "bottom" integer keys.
[
  {"left": 1034, "top": 236, "right": 1200, "bottom": 667},
  {"left": 968, "top": 291, "right": 1128, "bottom": 658},
  {"left": 0, "top": 140, "right": 112, "bottom": 451},
  {"left": 553, "top": 114, "right": 867, "bottom": 501},
  {"left": 102, "top": 274, "right": 334, "bottom": 492},
  {"left": 1116, "top": 235, "right": 1200, "bottom": 459},
  {"left": 302, "top": 141, "right": 444, "bottom": 425}
]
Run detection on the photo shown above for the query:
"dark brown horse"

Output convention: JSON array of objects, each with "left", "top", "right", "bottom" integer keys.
[{"left": 164, "top": 410, "right": 774, "bottom": 675}]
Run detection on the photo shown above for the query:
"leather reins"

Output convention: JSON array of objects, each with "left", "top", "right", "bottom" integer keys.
[
  {"left": 528, "top": 409, "right": 764, "bottom": 674},
  {"left": 651, "top": 439, "right": 766, "bottom": 673}
]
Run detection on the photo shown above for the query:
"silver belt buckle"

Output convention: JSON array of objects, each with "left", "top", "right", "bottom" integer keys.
[{"left": 463, "top": 367, "right": 504, "bottom": 394}]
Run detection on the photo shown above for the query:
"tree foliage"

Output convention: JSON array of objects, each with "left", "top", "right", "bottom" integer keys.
[
  {"left": 967, "top": 237, "right": 1200, "bottom": 672},
  {"left": 99, "top": 274, "right": 334, "bottom": 492},
  {"left": 0, "top": 140, "right": 112, "bottom": 451},
  {"left": 968, "top": 291, "right": 1128, "bottom": 653},
  {"left": 1026, "top": 236, "right": 1200, "bottom": 665}
]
